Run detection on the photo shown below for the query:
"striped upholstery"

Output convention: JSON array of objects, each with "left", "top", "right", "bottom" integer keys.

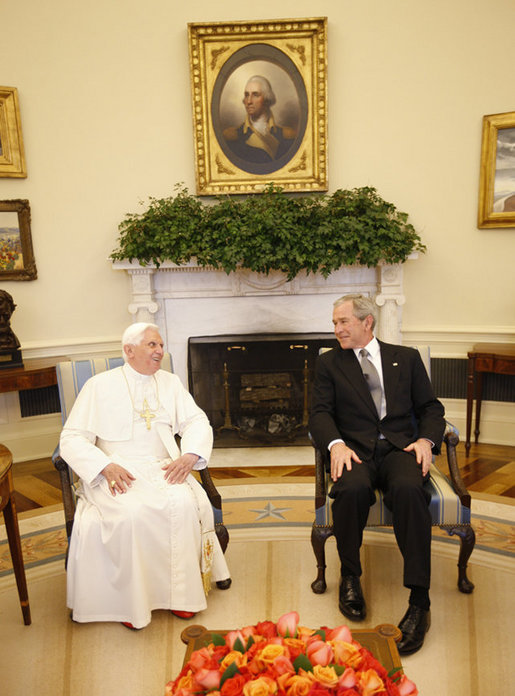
[
  {"left": 56, "top": 353, "right": 173, "bottom": 423},
  {"left": 316, "top": 459, "right": 471, "bottom": 528},
  {"left": 314, "top": 346, "right": 471, "bottom": 528}
]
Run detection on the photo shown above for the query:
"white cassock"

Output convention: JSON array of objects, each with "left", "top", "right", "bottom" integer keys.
[{"left": 60, "top": 362, "right": 230, "bottom": 629}]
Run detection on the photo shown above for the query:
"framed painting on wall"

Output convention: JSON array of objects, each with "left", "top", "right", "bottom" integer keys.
[
  {"left": 0, "top": 87, "right": 27, "bottom": 178},
  {"left": 0, "top": 200, "right": 37, "bottom": 280},
  {"left": 188, "top": 17, "right": 328, "bottom": 195},
  {"left": 478, "top": 111, "right": 515, "bottom": 228}
]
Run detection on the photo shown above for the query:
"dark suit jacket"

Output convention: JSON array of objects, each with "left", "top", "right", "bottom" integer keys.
[{"left": 309, "top": 341, "right": 446, "bottom": 462}]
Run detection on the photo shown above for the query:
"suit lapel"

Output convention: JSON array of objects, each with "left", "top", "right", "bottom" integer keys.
[
  {"left": 334, "top": 348, "right": 377, "bottom": 415},
  {"left": 379, "top": 341, "right": 401, "bottom": 411}
]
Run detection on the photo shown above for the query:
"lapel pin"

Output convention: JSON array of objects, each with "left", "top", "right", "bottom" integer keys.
[{"left": 392, "top": 362, "right": 398, "bottom": 366}]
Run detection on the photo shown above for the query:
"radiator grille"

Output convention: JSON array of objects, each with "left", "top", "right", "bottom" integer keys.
[
  {"left": 19, "top": 385, "right": 61, "bottom": 417},
  {"left": 431, "top": 358, "right": 515, "bottom": 402}
]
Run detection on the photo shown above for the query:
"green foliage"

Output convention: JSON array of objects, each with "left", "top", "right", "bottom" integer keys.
[{"left": 110, "top": 183, "right": 426, "bottom": 280}]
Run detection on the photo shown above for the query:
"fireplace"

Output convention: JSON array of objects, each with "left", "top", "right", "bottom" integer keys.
[
  {"left": 188, "top": 333, "right": 337, "bottom": 447},
  {"left": 113, "top": 259, "right": 415, "bottom": 390}
]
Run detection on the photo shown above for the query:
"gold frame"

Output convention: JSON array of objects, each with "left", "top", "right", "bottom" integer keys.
[
  {"left": 478, "top": 111, "right": 515, "bottom": 228},
  {"left": 0, "top": 199, "right": 37, "bottom": 280},
  {"left": 188, "top": 18, "right": 328, "bottom": 195},
  {"left": 0, "top": 87, "right": 27, "bottom": 178}
]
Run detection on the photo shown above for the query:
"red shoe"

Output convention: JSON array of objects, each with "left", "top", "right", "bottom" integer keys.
[
  {"left": 121, "top": 621, "right": 140, "bottom": 630},
  {"left": 171, "top": 610, "right": 196, "bottom": 620}
]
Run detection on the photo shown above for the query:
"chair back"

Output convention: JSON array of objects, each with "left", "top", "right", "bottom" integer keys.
[{"left": 56, "top": 353, "right": 173, "bottom": 423}]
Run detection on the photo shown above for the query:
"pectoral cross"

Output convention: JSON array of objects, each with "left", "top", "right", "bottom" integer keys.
[{"left": 140, "top": 399, "right": 156, "bottom": 429}]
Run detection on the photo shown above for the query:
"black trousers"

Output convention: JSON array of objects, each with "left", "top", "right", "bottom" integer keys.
[{"left": 329, "top": 439, "right": 432, "bottom": 589}]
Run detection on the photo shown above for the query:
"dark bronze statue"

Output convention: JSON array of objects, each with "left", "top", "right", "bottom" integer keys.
[{"left": 0, "top": 290, "right": 23, "bottom": 367}]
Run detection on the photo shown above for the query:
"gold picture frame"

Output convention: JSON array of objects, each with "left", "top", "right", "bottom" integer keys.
[
  {"left": 0, "top": 199, "right": 37, "bottom": 280},
  {"left": 0, "top": 87, "right": 27, "bottom": 178},
  {"left": 478, "top": 111, "right": 515, "bottom": 228},
  {"left": 188, "top": 18, "right": 328, "bottom": 195}
]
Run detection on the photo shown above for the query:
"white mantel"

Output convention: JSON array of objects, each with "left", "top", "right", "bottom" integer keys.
[{"left": 113, "top": 258, "right": 415, "bottom": 385}]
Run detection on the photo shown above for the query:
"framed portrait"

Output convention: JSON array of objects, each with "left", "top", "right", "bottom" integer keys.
[
  {"left": 188, "top": 18, "right": 328, "bottom": 195},
  {"left": 478, "top": 111, "right": 515, "bottom": 228},
  {"left": 0, "top": 200, "right": 37, "bottom": 280},
  {"left": 0, "top": 87, "right": 27, "bottom": 178}
]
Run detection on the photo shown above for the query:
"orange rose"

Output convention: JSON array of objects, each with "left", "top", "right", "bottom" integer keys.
[
  {"left": 331, "top": 640, "right": 363, "bottom": 669},
  {"left": 243, "top": 676, "right": 278, "bottom": 696},
  {"left": 220, "top": 651, "right": 248, "bottom": 671},
  {"left": 250, "top": 643, "right": 289, "bottom": 671},
  {"left": 358, "top": 668, "right": 385, "bottom": 695},
  {"left": 283, "top": 674, "right": 312, "bottom": 696},
  {"left": 175, "top": 674, "right": 195, "bottom": 691},
  {"left": 308, "top": 665, "right": 339, "bottom": 689},
  {"left": 221, "top": 674, "right": 248, "bottom": 696}
]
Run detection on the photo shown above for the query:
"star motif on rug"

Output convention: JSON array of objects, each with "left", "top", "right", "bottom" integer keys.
[{"left": 249, "top": 501, "right": 292, "bottom": 521}]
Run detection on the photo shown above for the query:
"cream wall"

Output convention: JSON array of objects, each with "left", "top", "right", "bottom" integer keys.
[
  {"left": 0, "top": 0, "right": 514, "bottom": 457},
  {"left": 1, "top": 0, "right": 514, "bottom": 351}
]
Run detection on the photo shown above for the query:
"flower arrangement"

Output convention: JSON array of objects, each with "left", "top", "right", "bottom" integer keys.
[{"left": 165, "top": 612, "right": 418, "bottom": 696}]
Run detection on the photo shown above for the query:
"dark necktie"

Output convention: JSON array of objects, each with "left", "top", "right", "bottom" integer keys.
[{"left": 359, "top": 348, "right": 382, "bottom": 416}]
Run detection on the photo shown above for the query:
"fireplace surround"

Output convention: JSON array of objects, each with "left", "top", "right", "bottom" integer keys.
[{"left": 113, "top": 258, "right": 415, "bottom": 389}]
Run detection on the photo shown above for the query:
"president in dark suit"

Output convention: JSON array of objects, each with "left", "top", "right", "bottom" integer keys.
[{"left": 309, "top": 294, "right": 445, "bottom": 655}]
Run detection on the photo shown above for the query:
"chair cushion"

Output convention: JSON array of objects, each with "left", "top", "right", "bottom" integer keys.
[{"left": 316, "top": 463, "right": 471, "bottom": 527}]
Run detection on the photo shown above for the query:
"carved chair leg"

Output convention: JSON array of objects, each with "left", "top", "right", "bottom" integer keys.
[
  {"left": 442, "top": 524, "right": 476, "bottom": 594},
  {"left": 311, "top": 524, "right": 333, "bottom": 594},
  {"left": 215, "top": 523, "right": 229, "bottom": 554}
]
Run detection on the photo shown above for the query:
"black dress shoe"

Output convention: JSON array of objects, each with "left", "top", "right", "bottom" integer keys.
[
  {"left": 216, "top": 578, "right": 232, "bottom": 590},
  {"left": 338, "top": 575, "right": 366, "bottom": 621},
  {"left": 397, "top": 605, "right": 431, "bottom": 655}
]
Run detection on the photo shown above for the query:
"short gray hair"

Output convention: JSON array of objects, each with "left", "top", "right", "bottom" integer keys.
[
  {"left": 334, "top": 294, "right": 378, "bottom": 330},
  {"left": 244, "top": 75, "right": 276, "bottom": 107},
  {"left": 122, "top": 322, "right": 159, "bottom": 361}
]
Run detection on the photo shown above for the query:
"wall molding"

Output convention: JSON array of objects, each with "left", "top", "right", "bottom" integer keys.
[{"left": 403, "top": 326, "right": 515, "bottom": 357}]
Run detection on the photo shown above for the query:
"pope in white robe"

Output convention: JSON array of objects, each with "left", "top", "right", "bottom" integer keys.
[{"left": 60, "top": 323, "right": 230, "bottom": 629}]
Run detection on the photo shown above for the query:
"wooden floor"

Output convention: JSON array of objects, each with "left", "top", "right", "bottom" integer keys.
[{"left": 9, "top": 441, "right": 515, "bottom": 515}]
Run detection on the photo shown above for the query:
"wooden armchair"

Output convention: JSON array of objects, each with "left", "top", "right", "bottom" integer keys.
[
  {"left": 52, "top": 355, "right": 229, "bottom": 572},
  {"left": 310, "top": 346, "right": 475, "bottom": 596}
]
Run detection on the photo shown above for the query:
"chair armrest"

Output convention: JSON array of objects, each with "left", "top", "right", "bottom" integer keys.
[
  {"left": 312, "top": 440, "right": 328, "bottom": 508},
  {"left": 52, "top": 449, "right": 77, "bottom": 538},
  {"left": 199, "top": 467, "right": 222, "bottom": 511},
  {"left": 442, "top": 430, "right": 471, "bottom": 509}
]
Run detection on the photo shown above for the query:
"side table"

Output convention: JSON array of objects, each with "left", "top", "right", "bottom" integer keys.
[
  {"left": 466, "top": 343, "right": 515, "bottom": 456},
  {"left": 0, "top": 443, "right": 31, "bottom": 624}
]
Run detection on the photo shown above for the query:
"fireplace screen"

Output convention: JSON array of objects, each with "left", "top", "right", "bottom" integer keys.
[{"left": 188, "top": 334, "right": 336, "bottom": 447}]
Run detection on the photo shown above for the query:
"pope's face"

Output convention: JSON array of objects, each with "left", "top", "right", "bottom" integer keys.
[
  {"left": 243, "top": 81, "right": 266, "bottom": 121},
  {"left": 126, "top": 328, "right": 164, "bottom": 375},
  {"left": 332, "top": 301, "right": 373, "bottom": 350}
]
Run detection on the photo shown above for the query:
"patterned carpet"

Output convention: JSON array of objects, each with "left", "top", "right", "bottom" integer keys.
[{"left": 1, "top": 479, "right": 514, "bottom": 578}]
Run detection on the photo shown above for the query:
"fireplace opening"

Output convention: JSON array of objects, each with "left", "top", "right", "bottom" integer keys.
[{"left": 188, "top": 333, "right": 337, "bottom": 447}]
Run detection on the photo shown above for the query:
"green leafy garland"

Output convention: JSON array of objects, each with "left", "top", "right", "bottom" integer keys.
[{"left": 111, "top": 184, "right": 425, "bottom": 281}]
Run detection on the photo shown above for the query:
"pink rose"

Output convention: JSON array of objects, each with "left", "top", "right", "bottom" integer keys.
[
  {"left": 327, "top": 625, "right": 352, "bottom": 643},
  {"left": 277, "top": 611, "right": 300, "bottom": 638},
  {"left": 195, "top": 668, "right": 221, "bottom": 690},
  {"left": 306, "top": 640, "right": 334, "bottom": 666},
  {"left": 338, "top": 668, "right": 357, "bottom": 689},
  {"left": 225, "top": 630, "right": 246, "bottom": 649},
  {"left": 397, "top": 675, "right": 419, "bottom": 695}
]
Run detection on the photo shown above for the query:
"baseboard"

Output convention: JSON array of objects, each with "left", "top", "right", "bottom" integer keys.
[{"left": 441, "top": 398, "right": 515, "bottom": 447}]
